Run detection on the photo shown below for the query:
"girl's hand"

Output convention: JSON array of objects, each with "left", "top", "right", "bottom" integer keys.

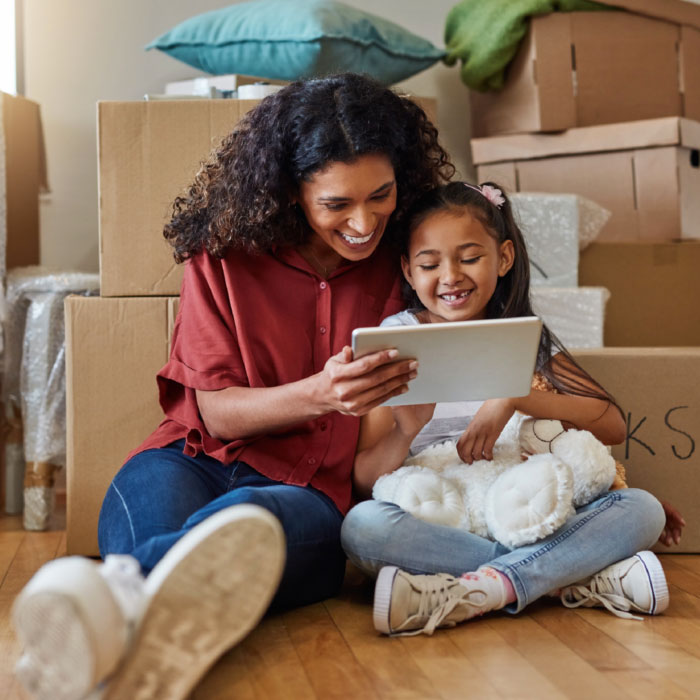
[
  {"left": 316, "top": 346, "right": 417, "bottom": 416},
  {"left": 657, "top": 500, "right": 686, "bottom": 547},
  {"left": 457, "top": 398, "right": 516, "bottom": 464},
  {"left": 391, "top": 403, "right": 436, "bottom": 439}
]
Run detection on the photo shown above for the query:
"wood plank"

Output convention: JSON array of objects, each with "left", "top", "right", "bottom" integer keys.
[
  {"left": 665, "top": 554, "right": 700, "bottom": 577},
  {"left": 572, "top": 607, "right": 700, "bottom": 696},
  {"left": 448, "top": 613, "right": 567, "bottom": 699},
  {"left": 661, "top": 556, "right": 700, "bottom": 596},
  {"left": 398, "top": 626, "right": 503, "bottom": 699},
  {"left": 603, "top": 669, "right": 693, "bottom": 699},
  {"left": 534, "top": 604, "right": 648, "bottom": 672},
  {"left": 284, "top": 602, "right": 378, "bottom": 699},
  {"left": 194, "top": 614, "right": 315, "bottom": 700},
  {"left": 0, "top": 529, "right": 63, "bottom": 700},
  {"left": 487, "top": 610, "right": 630, "bottom": 699},
  {"left": 324, "top": 596, "right": 439, "bottom": 699}
]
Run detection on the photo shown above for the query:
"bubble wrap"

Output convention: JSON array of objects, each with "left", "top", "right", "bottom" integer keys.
[
  {"left": 4, "top": 441, "right": 24, "bottom": 514},
  {"left": 511, "top": 193, "right": 611, "bottom": 288},
  {"left": 2, "top": 267, "right": 98, "bottom": 528},
  {"left": 23, "top": 486, "right": 55, "bottom": 531},
  {"left": 531, "top": 286, "right": 610, "bottom": 349}
]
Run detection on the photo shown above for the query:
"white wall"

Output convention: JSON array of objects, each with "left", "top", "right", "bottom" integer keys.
[{"left": 23, "top": 0, "right": 472, "bottom": 272}]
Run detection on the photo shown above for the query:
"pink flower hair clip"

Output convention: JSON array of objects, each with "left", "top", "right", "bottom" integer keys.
[{"left": 464, "top": 183, "right": 505, "bottom": 209}]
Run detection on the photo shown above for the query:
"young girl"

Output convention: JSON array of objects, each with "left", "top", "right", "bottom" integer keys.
[{"left": 341, "top": 181, "right": 682, "bottom": 636}]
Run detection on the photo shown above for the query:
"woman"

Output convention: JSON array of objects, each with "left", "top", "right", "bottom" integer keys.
[{"left": 12, "top": 73, "right": 454, "bottom": 700}]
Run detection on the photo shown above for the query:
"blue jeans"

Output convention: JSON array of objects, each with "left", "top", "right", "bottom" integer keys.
[
  {"left": 340, "top": 488, "right": 665, "bottom": 613},
  {"left": 98, "top": 440, "right": 346, "bottom": 610}
]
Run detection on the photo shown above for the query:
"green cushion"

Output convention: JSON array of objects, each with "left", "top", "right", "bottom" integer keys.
[{"left": 146, "top": 0, "right": 446, "bottom": 85}]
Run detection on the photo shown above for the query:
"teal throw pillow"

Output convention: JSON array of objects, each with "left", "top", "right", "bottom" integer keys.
[{"left": 146, "top": 0, "right": 446, "bottom": 84}]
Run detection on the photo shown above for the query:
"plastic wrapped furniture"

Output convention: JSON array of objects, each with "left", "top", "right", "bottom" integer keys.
[{"left": 2, "top": 267, "right": 99, "bottom": 529}]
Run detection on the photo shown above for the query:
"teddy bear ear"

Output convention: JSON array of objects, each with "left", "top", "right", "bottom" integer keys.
[{"left": 519, "top": 418, "right": 566, "bottom": 455}]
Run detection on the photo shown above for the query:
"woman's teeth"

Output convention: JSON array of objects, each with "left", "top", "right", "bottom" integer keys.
[{"left": 340, "top": 230, "right": 374, "bottom": 245}]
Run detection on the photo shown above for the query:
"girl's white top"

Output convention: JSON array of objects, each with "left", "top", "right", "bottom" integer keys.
[{"left": 380, "top": 310, "right": 484, "bottom": 455}]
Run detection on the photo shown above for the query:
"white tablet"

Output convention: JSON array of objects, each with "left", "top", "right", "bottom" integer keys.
[{"left": 351, "top": 316, "right": 542, "bottom": 406}]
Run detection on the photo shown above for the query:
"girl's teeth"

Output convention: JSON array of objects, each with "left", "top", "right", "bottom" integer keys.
[{"left": 341, "top": 231, "right": 374, "bottom": 245}]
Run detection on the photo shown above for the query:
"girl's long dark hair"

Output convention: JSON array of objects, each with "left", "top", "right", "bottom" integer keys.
[
  {"left": 402, "top": 181, "right": 622, "bottom": 413},
  {"left": 163, "top": 73, "right": 454, "bottom": 262}
]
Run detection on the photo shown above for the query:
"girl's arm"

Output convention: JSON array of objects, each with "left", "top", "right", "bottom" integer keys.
[
  {"left": 353, "top": 403, "right": 435, "bottom": 500},
  {"left": 197, "top": 347, "right": 417, "bottom": 440},
  {"left": 512, "top": 353, "right": 626, "bottom": 443},
  {"left": 458, "top": 352, "right": 626, "bottom": 464}
]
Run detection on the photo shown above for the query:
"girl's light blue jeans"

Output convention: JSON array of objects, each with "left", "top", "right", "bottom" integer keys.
[{"left": 340, "top": 488, "right": 665, "bottom": 613}]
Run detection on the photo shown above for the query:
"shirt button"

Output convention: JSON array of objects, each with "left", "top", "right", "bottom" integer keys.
[
  {"left": 307, "top": 457, "right": 317, "bottom": 465},
  {"left": 320, "top": 326, "right": 327, "bottom": 334},
  {"left": 319, "top": 422, "right": 327, "bottom": 431},
  {"left": 320, "top": 281, "right": 327, "bottom": 290}
]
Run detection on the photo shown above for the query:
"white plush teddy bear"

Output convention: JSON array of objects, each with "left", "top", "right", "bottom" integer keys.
[{"left": 372, "top": 413, "right": 616, "bottom": 549}]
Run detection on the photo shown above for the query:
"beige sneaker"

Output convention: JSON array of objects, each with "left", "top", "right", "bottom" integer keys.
[
  {"left": 560, "top": 551, "right": 669, "bottom": 620},
  {"left": 102, "top": 504, "right": 285, "bottom": 700},
  {"left": 373, "top": 566, "right": 507, "bottom": 636},
  {"left": 13, "top": 503, "right": 286, "bottom": 700},
  {"left": 13, "top": 554, "right": 145, "bottom": 700}
]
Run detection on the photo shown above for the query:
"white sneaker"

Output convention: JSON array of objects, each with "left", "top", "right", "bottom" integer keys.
[
  {"left": 13, "top": 554, "right": 145, "bottom": 700},
  {"left": 373, "top": 566, "right": 507, "bottom": 636},
  {"left": 14, "top": 503, "right": 286, "bottom": 700},
  {"left": 560, "top": 551, "right": 669, "bottom": 620}
]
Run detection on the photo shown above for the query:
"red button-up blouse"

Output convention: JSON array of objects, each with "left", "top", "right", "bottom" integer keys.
[{"left": 129, "top": 243, "right": 404, "bottom": 515}]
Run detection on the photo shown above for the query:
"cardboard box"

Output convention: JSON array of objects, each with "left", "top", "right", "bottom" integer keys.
[
  {"left": 470, "top": 12, "right": 700, "bottom": 137},
  {"left": 165, "top": 74, "right": 287, "bottom": 97},
  {"left": 98, "top": 99, "right": 262, "bottom": 297},
  {"left": 98, "top": 97, "right": 438, "bottom": 297},
  {"left": 65, "top": 296, "right": 178, "bottom": 555},
  {"left": 596, "top": 0, "right": 700, "bottom": 30},
  {"left": 531, "top": 286, "right": 609, "bottom": 349},
  {"left": 579, "top": 241, "right": 700, "bottom": 347},
  {"left": 1, "top": 92, "right": 48, "bottom": 268},
  {"left": 574, "top": 348, "right": 700, "bottom": 553},
  {"left": 473, "top": 117, "right": 700, "bottom": 242}
]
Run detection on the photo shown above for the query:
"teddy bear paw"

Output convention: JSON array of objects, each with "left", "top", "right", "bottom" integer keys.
[{"left": 485, "top": 454, "right": 575, "bottom": 548}]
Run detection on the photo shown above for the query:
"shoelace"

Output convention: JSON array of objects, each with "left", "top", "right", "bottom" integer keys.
[
  {"left": 100, "top": 555, "right": 146, "bottom": 624},
  {"left": 401, "top": 579, "right": 489, "bottom": 636},
  {"left": 561, "top": 571, "right": 643, "bottom": 621}
]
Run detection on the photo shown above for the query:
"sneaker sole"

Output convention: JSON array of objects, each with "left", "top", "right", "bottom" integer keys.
[
  {"left": 373, "top": 566, "right": 400, "bottom": 635},
  {"left": 103, "top": 504, "right": 285, "bottom": 700},
  {"left": 635, "top": 551, "right": 670, "bottom": 615}
]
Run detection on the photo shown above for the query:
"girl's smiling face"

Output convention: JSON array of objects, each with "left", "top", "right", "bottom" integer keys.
[
  {"left": 296, "top": 153, "right": 397, "bottom": 268},
  {"left": 402, "top": 209, "right": 515, "bottom": 324}
]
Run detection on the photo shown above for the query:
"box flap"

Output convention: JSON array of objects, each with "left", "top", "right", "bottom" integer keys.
[
  {"left": 595, "top": 0, "right": 700, "bottom": 31},
  {"left": 471, "top": 117, "right": 700, "bottom": 164}
]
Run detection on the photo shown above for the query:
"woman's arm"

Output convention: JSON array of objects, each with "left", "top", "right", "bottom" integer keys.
[
  {"left": 196, "top": 347, "right": 418, "bottom": 440},
  {"left": 352, "top": 403, "right": 435, "bottom": 500}
]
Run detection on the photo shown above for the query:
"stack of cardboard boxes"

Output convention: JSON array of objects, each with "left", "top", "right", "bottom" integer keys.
[
  {"left": 470, "top": 0, "right": 700, "bottom": 550},
  {"left": 65, "top": 97, "right": 263, "bottom": 554}
]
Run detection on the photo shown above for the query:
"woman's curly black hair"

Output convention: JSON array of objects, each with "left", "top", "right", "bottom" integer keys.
[{"left": 164, "top": 73, "right": 455, "bottom": 262}]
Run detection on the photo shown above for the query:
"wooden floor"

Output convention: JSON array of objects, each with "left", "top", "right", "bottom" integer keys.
[{"left": 2, "top": 508, "right": 700, "bottom": 700}]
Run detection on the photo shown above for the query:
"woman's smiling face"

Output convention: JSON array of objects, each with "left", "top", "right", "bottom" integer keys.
[
  {"left": 402, "top": 209, "right": 514, "bottom": 324},
  {"left": 296, "top": 153, "right": 397, "bottom": 267}
]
